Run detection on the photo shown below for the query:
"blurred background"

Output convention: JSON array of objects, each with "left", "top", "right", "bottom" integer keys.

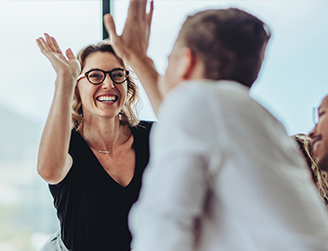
[{"left": 0, "top": 0, "right": 327, "bottom": 250}]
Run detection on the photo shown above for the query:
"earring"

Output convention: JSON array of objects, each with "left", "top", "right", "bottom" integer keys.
[{"left": 79, "top": 106, "right": 83, "bottom": 117}]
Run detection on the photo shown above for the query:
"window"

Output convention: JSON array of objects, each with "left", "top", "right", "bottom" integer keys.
[
  {"left": 112, "top": 0, "right": 328, "bottom": 134},
  {"left": 0, "top": 2, "right": 101, "bottom": 250}
]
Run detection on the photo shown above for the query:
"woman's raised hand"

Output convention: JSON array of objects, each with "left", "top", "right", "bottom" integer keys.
[
  {"left": 36, "top": 33, "right": 81, "bottom": 81},
  {"left": 37, "top": 34, "right": 78, "bottom": 185}
]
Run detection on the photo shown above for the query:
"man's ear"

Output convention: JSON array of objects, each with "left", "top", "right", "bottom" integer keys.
[{"left": 176, "top": 47, "right": 197, "bottom": 80}]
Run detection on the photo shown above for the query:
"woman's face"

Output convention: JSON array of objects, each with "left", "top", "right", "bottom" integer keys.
[
  {"left": 77, "top": 51, "right": 128, "bottom": 121},
  {"left": 309, "top": 95, "right": 328, "bottom": 171}
]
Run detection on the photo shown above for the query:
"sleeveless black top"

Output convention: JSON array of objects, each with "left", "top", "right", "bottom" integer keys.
[{"left": 49, "top": 121, "right": 153, "bottom": 250}]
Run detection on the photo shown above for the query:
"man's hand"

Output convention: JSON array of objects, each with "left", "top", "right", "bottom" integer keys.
[
  {"left": 104, "top": 0, "right": 163, "bottom": 115},
  {"left": 104, "top": 0, "right": 154, "bottom": 62}
]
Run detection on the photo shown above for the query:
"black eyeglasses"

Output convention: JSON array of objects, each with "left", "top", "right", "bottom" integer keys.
[{"left": 77, "top": 68, "right": 129, "bottom": 85}]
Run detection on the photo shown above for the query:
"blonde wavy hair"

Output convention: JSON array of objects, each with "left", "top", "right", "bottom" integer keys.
[
  {"left": 71, "top": 40, "right": 140, "bottom": 131},
  {"left": 293, "top": 134, "right": 328, "bottom": 209}
]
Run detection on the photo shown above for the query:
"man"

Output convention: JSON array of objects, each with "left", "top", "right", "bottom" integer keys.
[
  {"left": 310, "top": 95, "right": 328, "bottom": 171},
  {"left": 104, "top": 1, "right": 328, "bottom": 250}
]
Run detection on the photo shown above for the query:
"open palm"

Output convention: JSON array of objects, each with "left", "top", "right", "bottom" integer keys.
[
  {"left": 103, "top": 0, "right": 154, "bottom": 61},
  {"left": 36, "top": 33, "right": 81, "bottom": 81}
]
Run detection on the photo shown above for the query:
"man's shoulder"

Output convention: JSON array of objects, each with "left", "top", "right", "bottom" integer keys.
[
  {"left": 169, "top": 80, "right": 251, "bottom": 110},
  {"left": 159, "top": 80, "right": 252, "bottom": 120},
  {"left": 168, "top": 80, "right": 249, "bottom": 100}
]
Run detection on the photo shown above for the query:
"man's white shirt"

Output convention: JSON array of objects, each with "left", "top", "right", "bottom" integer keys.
[{"left": 129, "top": 80, "right": 328, "bottom": 251}]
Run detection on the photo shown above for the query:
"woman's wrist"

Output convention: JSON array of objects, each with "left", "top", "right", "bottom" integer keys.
[
  {"left": 55, "top": 73, "right": 76, "bottom": 92},
  {"left": 57, "top": 67, "right": 77, "bottom": 80}
]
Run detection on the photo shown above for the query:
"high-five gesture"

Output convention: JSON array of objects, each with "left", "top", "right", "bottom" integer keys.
[
  {"left": 104, "top": 0, "right": 162, "bottom": 114},
  {"left": 37, "top": 33, "right": 81, "bottom": 82}
]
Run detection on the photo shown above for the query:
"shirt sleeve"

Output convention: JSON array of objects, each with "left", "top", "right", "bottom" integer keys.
[{"left": 129, "top": 84, "right": 222, "bottom": 251}]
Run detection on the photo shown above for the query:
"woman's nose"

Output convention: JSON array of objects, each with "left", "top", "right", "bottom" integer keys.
[
  {"left": 102, "top": 74, "right": 115, "bottom": 89},
  {"left": 309, "top": 125, "right": 317, "bottom": 139}
]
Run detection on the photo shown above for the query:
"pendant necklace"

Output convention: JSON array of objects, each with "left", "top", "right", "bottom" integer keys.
[{"left": 96, "top": 126, "right": 122, "bottom": 154}]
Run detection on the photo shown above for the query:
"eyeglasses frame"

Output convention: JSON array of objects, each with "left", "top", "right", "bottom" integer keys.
[{"left": 77, "top": 68, "right": 129, "bottom": 85}]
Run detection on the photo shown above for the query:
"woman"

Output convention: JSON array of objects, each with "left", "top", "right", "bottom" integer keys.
[
  {"left": 293, "top": 134, "right": 328, "bottom": 209},
  {"left": 36, "top": 34, "right": 153, "bottom": 250}
]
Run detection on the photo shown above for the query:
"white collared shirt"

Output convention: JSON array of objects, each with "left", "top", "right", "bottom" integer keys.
[{"left": 129, "top": 80, "right": 328, "bottom": 251}]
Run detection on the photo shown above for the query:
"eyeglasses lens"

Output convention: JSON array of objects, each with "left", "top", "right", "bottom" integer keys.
[
  {"left": 88, "top": 70, "right": 105, "bottom": 85},
  {"left": 111, "top": 69, "right": 126, "bottom": 83},
  {"left": 313, "top": 107, "right": 319, "bottom": 125}
]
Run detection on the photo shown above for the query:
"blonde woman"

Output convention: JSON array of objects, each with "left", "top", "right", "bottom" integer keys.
[
  {"left": 293, "top": 134, "right": 328, "bottom": 209},
  {"left": 37, "top": 34, "right": 153, "bottom": 250}
]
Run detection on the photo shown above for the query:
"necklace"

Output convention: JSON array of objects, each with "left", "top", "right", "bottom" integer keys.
[{"left": 96, "top": 126, "right": 122, "bottom": 154}]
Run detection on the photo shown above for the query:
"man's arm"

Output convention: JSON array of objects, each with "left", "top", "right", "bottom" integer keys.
[{"left": 104, "top": 0, "right": 162, "bottom": 114}]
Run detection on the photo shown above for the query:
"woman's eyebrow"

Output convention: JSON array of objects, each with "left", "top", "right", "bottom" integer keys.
[{"left": 86, "top": 67, "right": 124, "bottom": 71}]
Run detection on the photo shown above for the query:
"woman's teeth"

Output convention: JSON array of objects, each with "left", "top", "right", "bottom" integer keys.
[{"left": 97, "top": 96, "right": 117, "bottom": 102}]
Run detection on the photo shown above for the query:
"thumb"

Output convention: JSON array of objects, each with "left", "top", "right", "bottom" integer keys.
[
  {"left": 104, "top": 14, "right": 118, "bottom": 41},
  {"left": 65, "top": 48, "right": 75, "bottom": 60}
]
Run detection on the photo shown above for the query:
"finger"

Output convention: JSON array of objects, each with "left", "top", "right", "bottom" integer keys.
[
  {"left": 128, "top": 0, "right": 147, "bottom": 20},
  {"left": 146, "top": 0, "right": 154, "bottom": 29},
  {"left": 138, "top": 0, "right": 147, "bottom": 17},
  {"left": 37, "top": 37, "right": 61, "bottom": 65},
  {"left": 65, "top": 48, "right": 76, "bottom": 60},
  {"left": 36, "top": 37, "right": 51, "bottom": 54},
  {"left": 36, "top": 38, "right": 46, "bottom": 51},
  {"left": 51, "top": 36, "right": 63, "bottom": 54},
  {"left": 45, "top": 33, "right": 57, "bottom": 52},
  {"left": 49, "top": 35, "right": 67, "bottom": 61},
  {"left": 104, "top": 14, "right": 119, "bottom": 41}
]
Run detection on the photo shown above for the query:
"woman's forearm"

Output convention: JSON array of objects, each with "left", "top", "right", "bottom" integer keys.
[{"left": 37, "top": 74, "right": 75, "bottom": 184}]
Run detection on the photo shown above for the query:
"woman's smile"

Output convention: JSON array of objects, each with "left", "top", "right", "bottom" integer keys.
[
  {"left": 96, "top": 94, "right": 118, "bottom": 104},
  {"left": 78, "top": 51, "right": 128, "bottom": 118}
]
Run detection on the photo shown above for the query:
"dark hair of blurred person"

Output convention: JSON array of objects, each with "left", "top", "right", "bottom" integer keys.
[{"left": 177, "top": 8, "right": 270, "bottom": 88}]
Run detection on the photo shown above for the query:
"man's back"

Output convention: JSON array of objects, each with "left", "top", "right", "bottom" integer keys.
[
  {"left": 192, "top": 81, "right": 328, "bottom": 250},
  {"left": 130, "top": 81, "right": 328, "bottom": 251},
  {"left": 129, "top": 80, "right": 328, "bottom": 251}
]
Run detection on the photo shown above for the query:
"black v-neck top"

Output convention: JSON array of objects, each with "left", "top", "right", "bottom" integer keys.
[{"left": 49, "top": 121, "right": 153, "bottom": 251}]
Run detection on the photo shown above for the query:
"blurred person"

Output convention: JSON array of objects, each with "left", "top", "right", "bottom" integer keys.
[
  {"left": 310, "top": 95, "right": 328, "bottom": 172},
  {"left": 105, "top": 1, "right": 328, "bottom": 250},
  {"left": 36, "top": 34, "right": 153, "bottom": 251},
  {"left": 293, "top": 134, "right": 328, "bottom": 209}
]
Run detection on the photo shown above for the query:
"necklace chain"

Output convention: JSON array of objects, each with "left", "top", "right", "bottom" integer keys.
[{"left": 96, "top": 126, "right": 122, "bottom": 154}]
